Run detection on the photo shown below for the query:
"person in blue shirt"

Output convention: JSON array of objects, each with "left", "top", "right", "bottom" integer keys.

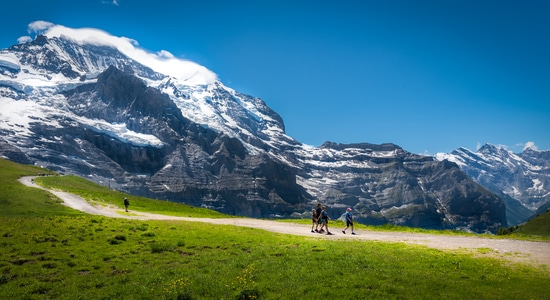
[{"left": 342, "top": 207, "right": 356, "bottom": 235}]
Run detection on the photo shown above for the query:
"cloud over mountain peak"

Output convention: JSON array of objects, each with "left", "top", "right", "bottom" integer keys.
[{"left": 23, "top": 21, "right": 218, "bottom": 86}]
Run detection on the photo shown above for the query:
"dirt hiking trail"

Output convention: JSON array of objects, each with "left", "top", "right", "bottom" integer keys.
[{"left": 19, "top": 176, "right": 549, "bottom": 270}]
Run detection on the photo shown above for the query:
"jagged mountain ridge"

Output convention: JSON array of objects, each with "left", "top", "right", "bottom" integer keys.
[
  {"left": 435, "top": 144, "right": 550, "bottom": 225},
  {"left": 0, "top": 26, "right": 506, "bottom": 232}
]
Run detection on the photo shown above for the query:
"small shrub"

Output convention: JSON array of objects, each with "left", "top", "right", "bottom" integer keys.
[
  {"left": 33, "top": 236, "right": 58, "bottom": 243},
  {"left": 238, "top": 289, "right": 260, "bottom": 300},
  {"left": 141, "top": 232, "right": 155, "bottom": 237},
  {"left": 109, "top": 239, "right": 122, "bottom": 245},
  {"left": 107, "top": 234, "right": 126, "bottom": 245},
  {"left": 12, "top": 258, "right": 30, "bottom": 265},
  {"left": 176, "top": 293, "right": 193, "bottom": 300},
  {"left": 42, "top": 262, "right": 57, "bottom": 269},
  {"left": 150, "top": 241, "right": 175, "bottom": 253},
  {"left": 31, "top": 286, "right": 50, "bottom": 295},
  {"left": 163, "top": 277, "right": 192, "bottom": 299},
  {"left": 136, "top": 224, "right": 149, "bottom": 231},
  {"left": 233, "top": 264, "right": 259, "bottom": 300},
  {"left": 114, "top": 234, "right": 126, "bottom": 241}
]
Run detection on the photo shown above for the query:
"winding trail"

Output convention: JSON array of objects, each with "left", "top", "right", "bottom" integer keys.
[{"left": 19, "top": 176, "right": 549, "bottom": 270}]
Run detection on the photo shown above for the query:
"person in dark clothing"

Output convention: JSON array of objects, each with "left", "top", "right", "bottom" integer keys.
[
  {"left": 311, "top": 208, "right": 317, "bottom": 233},
  {"left": 314, "top": 203, "right": 323, "bottom": 233},
  {"left": 123, "top": 197, "right": 129, "bottom": 212},
  {"left": 318, "top": 205, "right": 333, "bottom": 235}
]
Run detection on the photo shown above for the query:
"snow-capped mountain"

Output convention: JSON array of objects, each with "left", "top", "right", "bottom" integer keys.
[
  {"left": 0, "top": 25, "right": 292, "bottom": 155},
  {"left": 435, "top": 144, "right": 550, "bottom": 225},
  {"left": 0, "top": 23, "right": 507, "bottom": 232}
]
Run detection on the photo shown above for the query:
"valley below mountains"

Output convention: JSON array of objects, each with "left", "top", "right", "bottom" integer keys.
[
  {"left": 1, "top": 24, "right": 547, "bottom": 233},
  {"left": 17, "top": 175, "right": 550, "bottom": 269}
]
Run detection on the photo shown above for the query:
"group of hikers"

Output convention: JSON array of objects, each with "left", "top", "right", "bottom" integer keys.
[
  {"left": 311, "top": 204, "right": 356, "bottom": 235},
  {"left": 122, "top": 197, "right": 356, "bottom": 235}
]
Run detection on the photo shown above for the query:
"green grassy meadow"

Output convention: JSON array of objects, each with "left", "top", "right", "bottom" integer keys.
[
  {"left": 1, "top": 158, "right": 549, "bottom": 299},
  {"left": 35, "top": 174, "right": 228, "bottom": 219},
  {"left": 521, "top": 210, "right": 550, "bottom": 235}
]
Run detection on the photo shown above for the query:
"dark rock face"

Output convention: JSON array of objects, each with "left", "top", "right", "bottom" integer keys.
[
  {"left": 32, "top": 67, "right": 310, "bottom": 217},
  {"left": 419, "top": 160, "right": 506, "bottom": 232},
  {"left": 0, "top": 138, "right": 31, "bottom": 164},
  {"left": 150, "top": 139, "right": 310, "bottom": 217}
]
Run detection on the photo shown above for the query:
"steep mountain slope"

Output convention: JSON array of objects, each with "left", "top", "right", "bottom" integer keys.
[
  {"left": 436, "top": 144, "right": 550, "bottom": 225},
  {"left": 0, "top": 24, "right": 506, "bottom": 232}
]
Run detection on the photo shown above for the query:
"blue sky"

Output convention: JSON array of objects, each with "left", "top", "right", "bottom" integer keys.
[{"left": 1, "top": 0, "right": 549, "bottom": 154}]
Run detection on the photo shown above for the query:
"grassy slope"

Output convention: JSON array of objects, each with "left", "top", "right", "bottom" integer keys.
[
  {"left": 0, "top": 159, "right": 79, "bottom": 217},
  {"left": 0, "top": 158, "right": 548, "bottom": 299},
  {"left": 517, "top": 209, "right": 550, "bottom": 237},
  {"left": 35, "top": 175, "right": 228, "bottom": 218}
]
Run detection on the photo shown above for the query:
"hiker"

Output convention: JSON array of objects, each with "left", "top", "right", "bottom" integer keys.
[
  {"left": 123, "top": 197, "right": 129, "bottom": 212},
  {"left": 342, "top": 207, "right": 356, "bottom": 235},
  {"left": 314, "top": 203, "right": 323, "bottom": 233},
  {"left": 311, "top": 208, "right": 317, "bottom": 233},
  {"left": 318, "top": 205, "right": 333, "bottom": 235}
]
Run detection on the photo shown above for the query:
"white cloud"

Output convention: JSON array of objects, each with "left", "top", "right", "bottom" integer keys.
[
  {"left": 17, "top": 36, "right": 32, "bottom": 44},
  {"left": 523, "top": 141, "right": 538, "bottom": 151},
  {"left": 25, "top": 21, "right": 218, "bottom": 85},
  {"left": 27, "top": 21, "right": 54, "bottom": 34},
  {"left": 157, "top": 50, "right": 174, "bottom": 59},
  {"left": 102, "top": 0, "right": 119, "bottom": 5}
]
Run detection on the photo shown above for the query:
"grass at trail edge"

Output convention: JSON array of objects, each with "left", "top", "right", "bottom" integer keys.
[{"left": 1, "top": 216, "right": 548, "bottom": 299}]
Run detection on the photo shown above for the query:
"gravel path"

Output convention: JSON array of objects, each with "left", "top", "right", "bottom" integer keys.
[{"left": 19, "top": 176, "right": 549, "bottom": 270}]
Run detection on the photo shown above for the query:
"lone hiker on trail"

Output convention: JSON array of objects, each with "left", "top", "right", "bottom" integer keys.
[
  {"left": 342, "top": 207, "right": 356, "bottom": 235},
  {"left": 124, "top": 197, "right": 129, "bottom": 212}
]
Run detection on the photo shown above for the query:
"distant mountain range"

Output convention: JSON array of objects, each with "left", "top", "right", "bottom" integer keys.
[
  {"left": 0, "top": 24, "right": 531, "bottom": 233},
  {"left": 436, "top": 144, "right": 550, "bottom": 226}
]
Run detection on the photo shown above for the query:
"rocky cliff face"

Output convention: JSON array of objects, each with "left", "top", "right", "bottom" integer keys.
[
  {"left": 0, "top": 29, "right": 507, "bottom": 232},
  {"left": 295, "top": 143, "right": 505, "bottom": 232},
  {"left": 22, "top": 66, "right": 310, "bottom": 217},
  {"left": 0, "top": 138, "right": 31, "bottom": 165}
]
